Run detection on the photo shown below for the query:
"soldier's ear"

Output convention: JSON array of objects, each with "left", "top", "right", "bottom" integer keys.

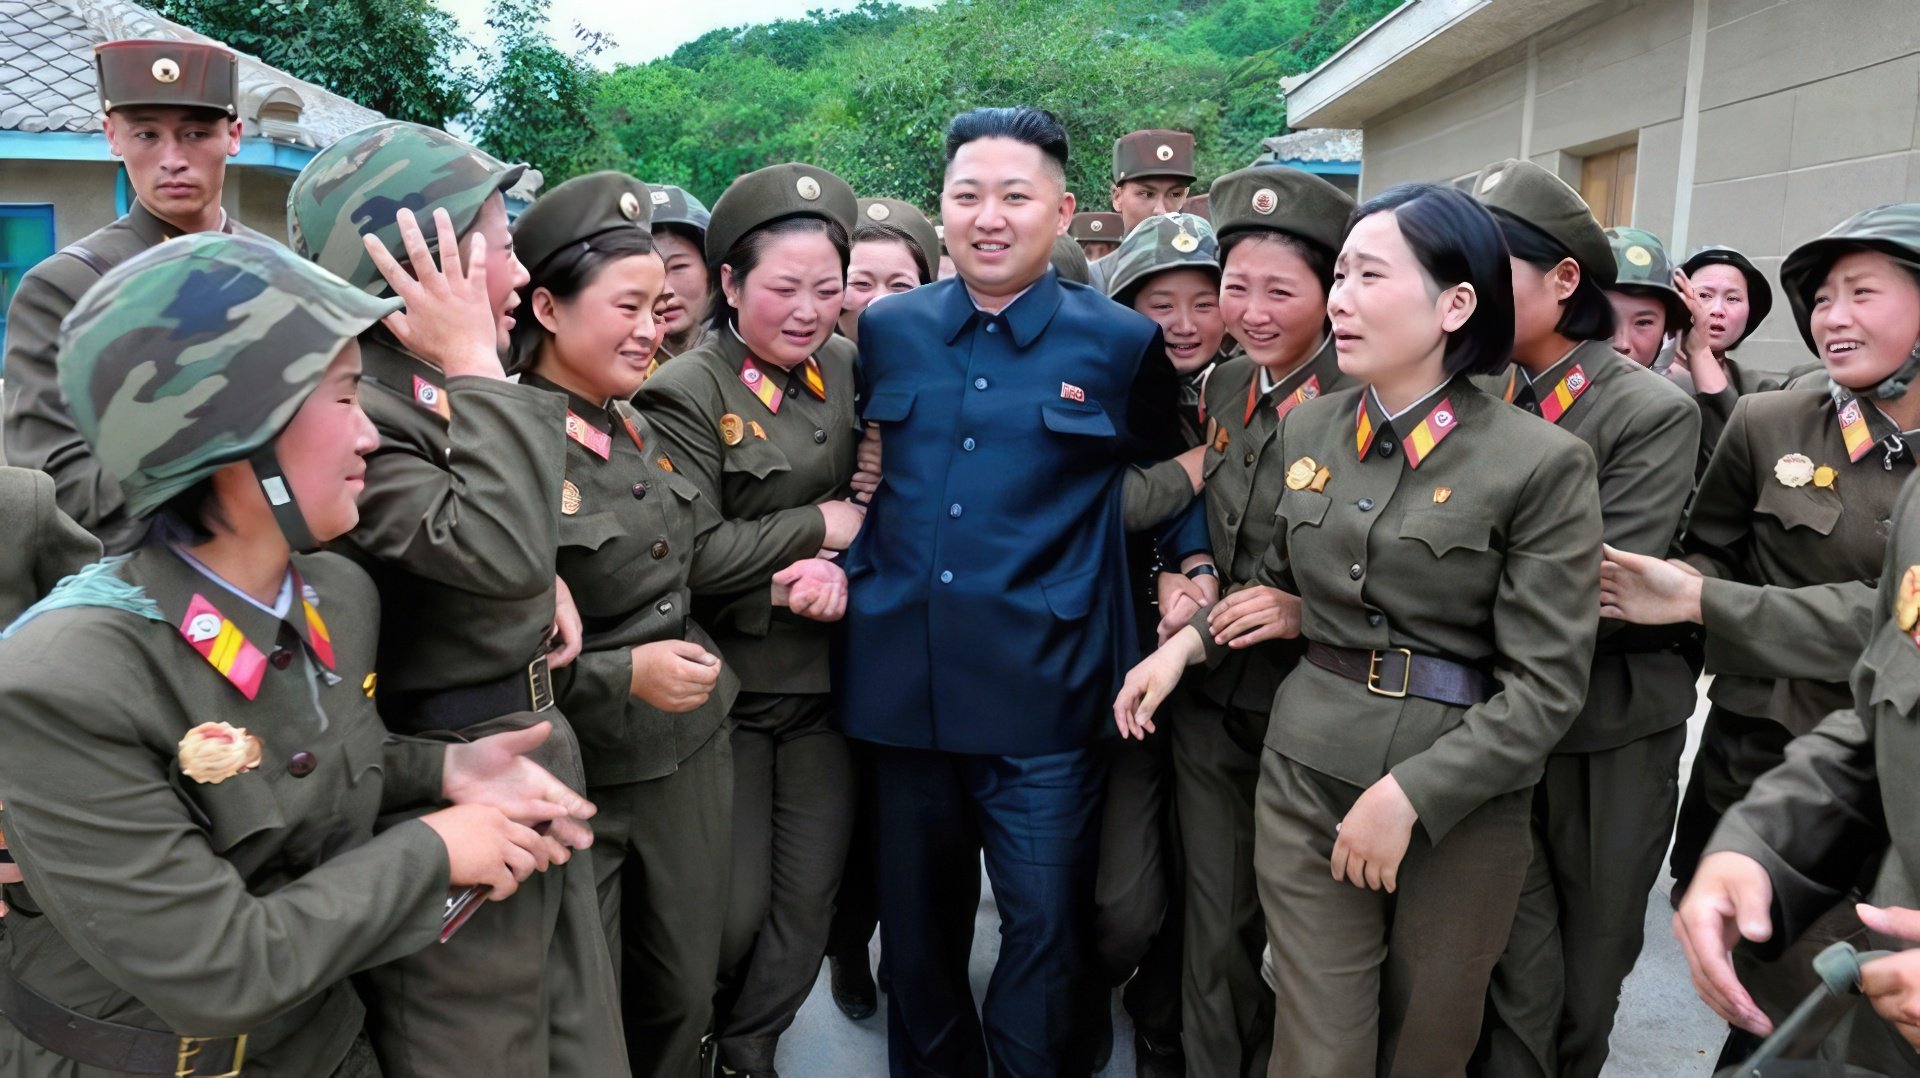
[
  {"left": 226, "top": 118, "right": 243, "bottom": 157},
  {"left": 1437, "top": 282, "right": 1478, "bottom": 334}
]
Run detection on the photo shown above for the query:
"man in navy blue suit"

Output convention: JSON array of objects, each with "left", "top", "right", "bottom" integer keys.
[{"left": 837, "top": 107, "right": 1200, "bottom": 1077}]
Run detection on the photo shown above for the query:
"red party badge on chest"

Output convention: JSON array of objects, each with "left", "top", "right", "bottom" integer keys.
[{"left": 1060, "top": 382, "right": 1086, "bottom": 403}]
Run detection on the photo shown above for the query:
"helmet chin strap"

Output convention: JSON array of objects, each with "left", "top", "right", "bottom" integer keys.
[
  {"left": 247, "top": 443, "right": 321, "bottom": 554},
  {"left": 1870, "top": 340, "right": 1920, "bottom": 401}
]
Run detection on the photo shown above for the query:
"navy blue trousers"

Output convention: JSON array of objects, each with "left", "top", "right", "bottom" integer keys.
[{"left": 867, "top": 742, "right": 1107, "bottom": 1078}]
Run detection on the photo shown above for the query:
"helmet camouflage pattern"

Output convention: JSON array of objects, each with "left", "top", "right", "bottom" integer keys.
[
  {"left": 1105, "top": 212, "right": 1219, "bottom": 303},
  {"left": 57, "top": 232, "right": 401, "bottom": 518},
  {"left": 1780, "top": 203, "right": 1920, "bottom": 352},
  {"left": 1605, "top": 227, "right": 1691, "bottom": 330},
  {"left": 287, "top": 120, "right": 527, "bottom": 296}
]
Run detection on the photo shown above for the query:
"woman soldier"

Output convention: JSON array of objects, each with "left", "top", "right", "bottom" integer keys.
[
  {"left": 1604, "top": 202, "right": 1920, "bottom": 1065},
  {"left": 836, "top": 198, "right": 938, "bottom": 343},
  {"left": 287, "top": 121, "right": 625, "bottom": 1076},
  {"left": 0, "top": 233, "right": 587, "bottom": 1076},
  {"left": 1602, "top": 227, "right": 1692, "bottom": 369},
  {"left": 507, "top": 171, "right": 849, "bottom": 1077},
  {"left": 1116, "top": 183, "right": 1603, "bottom": 1076},
  {"left": 824, "top": 194, "right": 936, "bottom": 1022},
  {"left": 1143, "top": 165, "right": 1355, "bottom": 1078},
  {"left": 1468, "top": 159, "right": 1702, "bottom": 1078},
  {"left": 649, "top": 184, "right": 715, "bottom": 367},
  {"left": 637, "top": 162, "right": 865, "bottom": 1078},
  {"left": 1672, "top": 245, "right": 1779, "bottom": 463}
]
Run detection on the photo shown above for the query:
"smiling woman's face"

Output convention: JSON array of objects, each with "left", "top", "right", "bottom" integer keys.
[{"left": 1810, "top": 249, "right": 1920, "bottom": 391}]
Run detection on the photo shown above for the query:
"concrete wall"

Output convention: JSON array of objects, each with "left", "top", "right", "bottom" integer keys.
[
  {"left": 0, "top": 159, "right": 292, "bottom": 250},
  {"left": 1352, "top": 0, "right": 1920, "bottom": 374}
]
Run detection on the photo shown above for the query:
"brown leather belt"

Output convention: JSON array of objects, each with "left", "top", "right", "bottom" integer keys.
[
  {"left": 1305, "top": 641, "right": 1495, "bottom": 707},
  {"left": 0, "top": 963, "right": 261, "bottom": 1075},
  {"left": 383, "top": 653, "right": 555, "bottom": 735}
]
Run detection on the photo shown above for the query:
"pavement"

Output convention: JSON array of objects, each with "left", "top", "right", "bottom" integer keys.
[{"left": 777, "top": 685, "right": 1731, "bottom": 1076}]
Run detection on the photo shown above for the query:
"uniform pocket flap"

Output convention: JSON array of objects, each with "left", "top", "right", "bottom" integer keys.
[
  {"left": 1041, "top": 403, "right": 1116, "bottom": 438},
  {"left": 1399, "top": 510, "right": 1494, "bottom": 557},
  {"left": 1863, "top": 622, "right": 1920, "bottom": 716},
  {"left": 721, "top": 442, "right": 793, "bottom": 479},
  {"left": 560, "top": 510, "right": 624, "bottom": 552},
  {"left": 862, "top": 389, "right": 916, "bottom": 423},
  {"left": 1281, "top": 488, "right": 1332, "bottom": 527},
  {"left": 183, "top": 771, "right": 288, "bottom": 853},
  {"left": 1754, "top": 482, "right": 1842, "bottom": 537}
]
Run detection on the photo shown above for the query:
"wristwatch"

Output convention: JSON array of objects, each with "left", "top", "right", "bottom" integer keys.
[{"left": 1184, "top": 563, "right": 1219, "bottom": 580}]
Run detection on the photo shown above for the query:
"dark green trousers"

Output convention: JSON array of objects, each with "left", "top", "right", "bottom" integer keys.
[
  {"left": 1477, "top": 723, "right": 1686, "bottom": 1078},
  {"left": 1091, "top": 732, "right": 1184, "bottom": 1038},
  {"left": 592, "top": 725, "right": 733, "bottom": 1078}
]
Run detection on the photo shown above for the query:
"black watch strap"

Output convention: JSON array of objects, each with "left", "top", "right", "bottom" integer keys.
[{"left": 1183, "top": 563, "right": 1219, "bottom": 580}]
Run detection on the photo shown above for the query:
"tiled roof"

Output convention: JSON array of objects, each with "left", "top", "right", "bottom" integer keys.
[{"left": 1258, "top": 128, "right": 1363, "bottom": 164}]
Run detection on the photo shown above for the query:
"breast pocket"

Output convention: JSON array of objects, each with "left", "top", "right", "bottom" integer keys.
[
  {"left": 560, "top": 510, "right": 624, "bottom": 553},
  {"left": 1754, "top": 482, "right": 1842, "bottom": 537},
  {"left": 1280, "top": 489, "right": 1332, "bottom": 529},
  {"left": 862, "top": 389, "right": 915, "bottom": 425},
  {"left": 1041, "top": 402, "right": 1117, "bottom": 439},
  {"left": 1398, "top": 508, "right": 1495, "bottom": 560},
  {"left": 721, "top": 440, "right": 794, "bottom": 480},
  {"left": 181, "top": 769, "right": 289, "bottom": 853}
]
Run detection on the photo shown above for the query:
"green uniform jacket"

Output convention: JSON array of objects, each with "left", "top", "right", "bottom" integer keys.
[
  {"left": 636, "top": 328, "right": 856, "bottom": 695},
  {"left": 343, "top": 336, "right": 569, "bottom": 701},
  {"left": 1696, "top": 356, "right": 1780, "bottom": 472},
  {"left": 1707, "top": 472, "right": 1920, "bottom": 948},
  {"left": 0, "top": 547, "right": 449, "bottom": 1075},
  {"left": 1684, "top": 389, "right": 1912, "bottom": 734},
  {"left": 533, "top": 375, "right": 795, "bottom": 787},
  {"left": 1190, "top": 338, "right": 1347, "bottom": 713},
  {"left": 1236, "top": 378, "right": 1602, "bottom": 841},
  {"left": 0, "top": 467, "right": 99, "bottom": 624},
  {"left": 1, "top": 203, "right": 270, "bottom": 551},
  {"left": 1520, "top": 342, "right": 1702, "bottom": 752}
]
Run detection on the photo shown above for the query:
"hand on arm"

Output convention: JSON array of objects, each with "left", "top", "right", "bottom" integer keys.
[
  {"left": 1599, "top": 543, "right": 1705, "bottom": 624},
  {"left": 1112, "top": 627, "right": 1208, "bottom": 740},
  {"left": 773, "top": 558, "right": 848, "bottom": 622},
  {"left": 547, "top": 576, "right": 583, "bottom": 669},
  {"left": 1206, "top": 585, "right": 1303, "bottom": 648}
]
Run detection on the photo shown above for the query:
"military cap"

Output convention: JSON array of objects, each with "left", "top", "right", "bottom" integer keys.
[
  {"left": 1678, "top": 245, "right": 1772, "bottom": 348},
  {"left": 1780, "top": 203, "right": 1920, "bottom": 353},
  {"left": 857, "top": 198, "right": 940, "bottom": 275},
  {"left": 1207, "top": 166, "right": 1354, "bottom": 255},
  {"left": 648, "top": 183, "right": 710, "bottom": 244},
  {"left": 1050, "top": 234, "right": 1091, "bottom": 286},
  {"left": 1113, "top": 129, "right": 1195, "bottom": 184},
  {"left": 1605, "top": 227, "right": 1691, "bottom": 331},
  {"left": 287, "top": 120, "right": 527, "bottom": 297},
  {"left": 1185, "top": 193, "right": 1212, "bottom": 223},
  {"left": 705, "top": 163, "right": 856, "bottom": 267},
  {"left": 95, "top": 40, "right": 237, "bottom": 118},
  {"left": 513, "top": 171, "right": 652, "bottom": 280},
  {"left": 1472, "top": 159, "right": 1615, "bottom": 287},
  {"left": 1105, "top": 213, "right": 1219, "bottom": 303},
  {"left": 57, "top": 233, "right": 400, "bottom": 518},
  {"left": 1070, "top": 212, "right": 1123, "bottom": 243}
]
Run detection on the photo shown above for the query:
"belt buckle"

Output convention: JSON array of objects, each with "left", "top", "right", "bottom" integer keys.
[
  {"left": 528, "top": 655, "right": 554, "bottom": 713},
  {"left": 1366, "top": 648, "right": 1412, "bottom": 698},
  {"left": 176, "top": 1033, "right": 245, "bottom": 1077}
]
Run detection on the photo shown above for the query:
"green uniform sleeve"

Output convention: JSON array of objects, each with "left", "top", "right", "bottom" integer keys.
[
  {"left": 1391, "top": 441, "right": 1603, "bottom": 841},
  {"left": 2, "top": 261, "right": 135, "bottom": 545},
  {"left": 352, "top": 377, "right": 567, "bottom": 598},
  {"left": 1593, "top": 387, "right": 1701, "bottom": 640},
  {"left": 1696, "top": 385, "right": 1741, "bottom": 475},
  {"left": 0, "top": 648, "right": 450, "bottom": 1036},
  {"left": 379, "top": 736, "right": 448, "bottom": 812},
  {"left": 1123, "top": 460, "right": 1196, "bottom": 532},
  {"left": 28, "top": 468, "right": 101, "bottom": 593},
  {"left": 553, "top": 646, "right": 634, "bottom": 741},
  {"left": 1681, "top": 395, "right": 1759, "bottom": 580},
  {"left": 1699, "top": 578, "right": 1878, "bottom": 683}
]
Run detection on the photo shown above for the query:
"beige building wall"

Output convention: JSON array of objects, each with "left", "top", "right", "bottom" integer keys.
[
  {"left": 0, "top": 159, "right": 292, "bottom": 248},
  {"left": 1349, "top": 0, "right": 1920, "bottom": 374}
]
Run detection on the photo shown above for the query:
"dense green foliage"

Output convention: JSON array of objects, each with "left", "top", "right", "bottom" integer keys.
[{"left": 154, "top": 0, "right": 1398, "bottom": 208}]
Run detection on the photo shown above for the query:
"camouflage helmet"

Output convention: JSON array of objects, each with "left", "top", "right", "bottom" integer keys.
[
  {"left": 1780, "top": 203, "right": 1920, "bottom": 353},
  {"left": 1679, "top": 245, "right": 1772, "bottom": 348},
  {"left": 287, "top": 120, "right": 527, "bottom": 296},
  {"left": 57, "top": 232, "right": 400, "bottom": 520},
  {"left": 647, "top": 183, "right": 711, "bottom": 246},
  {"left": 1105, "top": 213, "right": 1219, "bottom": 305},
  {"left": 1605, "top": 227, "right": 1691, "bottom": 331}
]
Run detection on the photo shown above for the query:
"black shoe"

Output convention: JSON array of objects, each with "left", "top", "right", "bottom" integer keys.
[
  {"left": 829, "top": 952, "right": 878, "bottom": 1021},
  {"left": 1134, "top": 1028, "right": 1184, "bottom": 1078}
]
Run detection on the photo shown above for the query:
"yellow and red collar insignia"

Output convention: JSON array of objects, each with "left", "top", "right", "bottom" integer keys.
[
  {"left": 798, "top": 357, "right": 827, "bottom": 401},
  {"left": 1247, "top": 372, "right": 1320, "bottom": 426},
  {"left": 410, "top": 374, "right": 450, "bottom": 420},
  {"left": 179, "top": 595, "right": 269, "bottom": 700},
  {"left": 741, "top": 356, "right": 827, "bottom": 414},
  {"left": 564, "top": 410, "right": 613, "bottom": 459},
  {"left": 1536, "top": 364, "right": 1591, "bottom": 425},
  {"left": 1355, "top": 396, "right": 1378, "bottom": 460},
  {"left": 292, "top": 571, "right": 335, "bottom": 671},
  {"left": 1358, "top": 394, "right": 1459, "bottom": 469},
  {"left": 1837, "top": 395, "right": 1875, "bottom": 463}
]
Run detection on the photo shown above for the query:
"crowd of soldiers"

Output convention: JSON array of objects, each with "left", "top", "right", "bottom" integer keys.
[{"left": 2, "top": 32, "right": 1920, "bottom": 1078}]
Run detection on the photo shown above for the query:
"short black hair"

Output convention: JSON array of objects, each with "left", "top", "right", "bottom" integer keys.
[
  {"left": 1492, "top": 209, "right": 1617, "bottom": 342},
  {"left": 1220, "top": 230, "right": 1335, "bottom": 294},
  {"left": 508, "top": 228, "right": 659, "bottom": 375},
  {"left": 708, "top": 215, "right": 852, "bottom": 332},
  {"left": 852, "top": 222, "right": 933, "bottom": 284},
  {"left": 944, "top": 107, "right": 1069, "bottom": 176},
  {"left": 1347, "top": 184, "right": 1515, "bottom": 378}
]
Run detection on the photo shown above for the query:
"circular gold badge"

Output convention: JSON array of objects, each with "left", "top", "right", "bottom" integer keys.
[
  {"left": 619, "top": 192, "right": 642, "bottom": 221},
  {"left": 1251, "top": 188, "right": 1278, "bottom": 215},
  {"left": 866, "top": 202, "right": 891, "bottom": 221},
  {"left": 1813, "top": 465, "right": 1839, "bottom": 489},
  {"left": 796, "top": 176, "right": 821, "bottom": 201},
  {"left": 151, "top": 58, "right": 180, "bottom": 83},
  {"left": 720, "top": 413, "right": 745, "bottom": 446},
  {"left": 561, "top": 481, "right": 581, "bottom": 516},
  {"left": 1625, "top": 245, "right": 1653, "bottom": 267},
  {"left": 1089, "top": 219, "right": 1105, "bottom": 232},
  {"left": 1285, "top": 456, "right": 1320, "bottom": 491},
  {"left": 1171, "top": 232, "right": 1199, "bottom": 253}
]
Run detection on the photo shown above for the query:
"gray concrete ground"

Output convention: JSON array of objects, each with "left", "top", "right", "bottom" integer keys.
[{"left": 778, "top": 686, "right": 1730, "bottom": 1075}]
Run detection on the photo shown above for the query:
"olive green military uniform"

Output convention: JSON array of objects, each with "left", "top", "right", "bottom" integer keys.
[
  {"left": 1680, "top": 246, "right": 1778, "bottom": 471},
  {"left": 1087, "top": 130, "right": 1195, "bottom": 295},
  {"left": 288, "top": 122, "right": 625, "bottom": 1078},
  {"left": 1070, "top": 212, "right": 1124, "bottom": 261},
  {"left": 0, "top": 468, "right": 97, "bottom": 623},
  {"left": 1467, "top": 161, "right": 1703, "bottom": 1078},
  {"left": 1704, "top": 471, "right": 1920, "bottom": 1076},
  {"left": 636, "top": 162, "right": 862, "bottom": 1075},
  {"left": 1234, "top": 379, "right": 1601, "bottom": 1076},
  {"left": 0, "top": 232, "right": 450, "bottom": 1078},
  {"left": 1, "top": 41, "right": 265, "bottom": 554},
  {"left": 1155, "top": 166, "right": 1355, "bottom": 1078}
]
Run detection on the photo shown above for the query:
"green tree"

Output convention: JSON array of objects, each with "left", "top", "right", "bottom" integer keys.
[{"left": 468, "top": 0, "right": 610, "bottom": 181}]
